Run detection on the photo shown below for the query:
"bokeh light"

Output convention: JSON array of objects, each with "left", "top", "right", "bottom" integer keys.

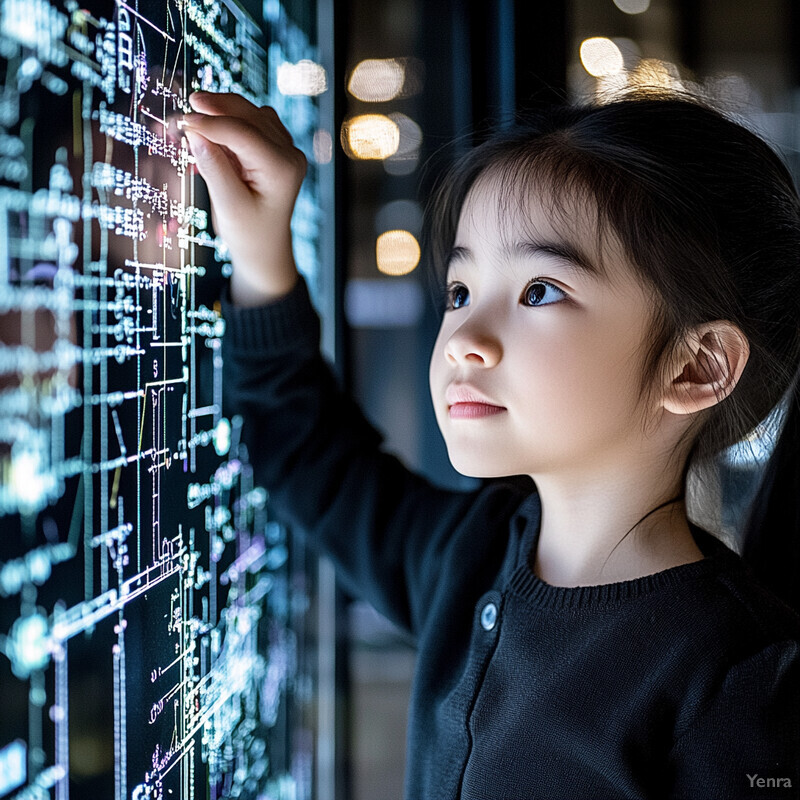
[
  {"left": 313, "top": 129, "right": 333, "bottom": 164},
  {"left": 9, "top": 447, "right": 50, "bottom": 514},
  {"left": 341, "top": 114, "right": 400, "bottom": 160},
  {"left": 348, "top": 58, "right": 405, "bottom": 101},
  {"left": 376, "top": 230, "right": 421, "bottom": 276},
  {"left": 614, "top": 0, "right": 650, "bottom": 14},
  {"left": 628, "top": 58, "right": 683, "bottom": 91},
  {"left": 276, "top": 59, "right": 327, "bottom": 96},
  {"left": 613, "top": 0, "right": 650, "bottom": 14},
  {"left": 579, "top": 37, "right": 624, "bottom": 77},
  {"left": 9, "top": 613, "right": 50, "bottom": 678}
]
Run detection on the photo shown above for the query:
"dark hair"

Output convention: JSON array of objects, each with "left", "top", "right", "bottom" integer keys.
[{"left": 425, "top": 89, "right": 800, "bottom": 611}]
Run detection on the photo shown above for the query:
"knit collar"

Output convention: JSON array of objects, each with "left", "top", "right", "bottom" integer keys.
[{"left": 506, "top": 491, "right": 743, "bottom": 610}]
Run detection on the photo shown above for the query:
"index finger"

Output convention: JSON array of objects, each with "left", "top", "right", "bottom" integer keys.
[
  {"left": 189, "top": 91, "right": 262, "bottom": 122},
  {"left": 188, "top": 92, "right": 292, "bottom": 142}
]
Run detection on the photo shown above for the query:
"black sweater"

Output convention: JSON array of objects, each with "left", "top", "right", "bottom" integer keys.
[{"left": 222, "top": 276, "right": 800, "bottom": 800}]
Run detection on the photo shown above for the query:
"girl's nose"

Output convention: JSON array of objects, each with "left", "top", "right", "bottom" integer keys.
[{"left": 444, "top": 325, "right": 502, "bottom": 367}]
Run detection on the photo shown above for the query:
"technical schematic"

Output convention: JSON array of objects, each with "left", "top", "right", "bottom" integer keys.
[{"left": 0, "top": 0, "right": 328, "bottom": 797}]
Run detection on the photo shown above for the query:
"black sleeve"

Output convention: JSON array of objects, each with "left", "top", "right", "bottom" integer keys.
[{"left": 220, "top": 276, "right": 492, "bottom": 636}]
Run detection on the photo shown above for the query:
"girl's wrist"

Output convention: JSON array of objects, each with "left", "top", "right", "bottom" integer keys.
[
  {"left": 229, "top": 256, "right": 299, "bottom": 307},
  {"left": 227, "top": 224, "right": 299, "bottom": 307}
]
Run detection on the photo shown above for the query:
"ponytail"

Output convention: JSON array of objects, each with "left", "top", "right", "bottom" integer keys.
[{"left": 741, "top": 368, "right": 800, "bottom": 616}]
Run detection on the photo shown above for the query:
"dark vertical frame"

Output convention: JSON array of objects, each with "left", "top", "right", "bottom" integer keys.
[
  {"left": 458, "top": 0, "right": 569, "bottom": 141},
  {"left": 790, "top": 0, "right": 800, "bottom": 87},
  {"left": 332, "top": 0, "right": 354, "bottom": 793},
  {"left": 514, "top": 0, "right": 568, "bottom": 110},
  {"left": 674, "top": 0, "right": 702, "bottom": 74},
  {"left": 314, "top": 2, "right": 352, "bottom": 799}
]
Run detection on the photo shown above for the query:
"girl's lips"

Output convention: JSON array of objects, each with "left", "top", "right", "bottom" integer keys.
[
  {"left": 448, "top": 402, "right": 506, "bottom": 420},
  {"left": 445, "top": 384, "right": 506, "bottom": 419}
]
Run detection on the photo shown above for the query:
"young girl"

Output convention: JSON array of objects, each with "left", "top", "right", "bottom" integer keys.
[{"left": 182, "top": 90, "right": 800, "bottom": 798}]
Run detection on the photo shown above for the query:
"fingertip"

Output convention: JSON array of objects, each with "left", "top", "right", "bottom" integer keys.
[
  {"left": 184, "top": 129, "right": 208, "bottom": 160},
  {"left": 179, "top": 111, "right": 208, "bottom": 128},
  {"left": 188, "top": 91, "right": 205, "bottom": 110}
]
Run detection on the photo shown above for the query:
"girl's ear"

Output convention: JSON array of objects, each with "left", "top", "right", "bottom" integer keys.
[{"left": 661, "top": 321, "right": 750, "bottom": 415}]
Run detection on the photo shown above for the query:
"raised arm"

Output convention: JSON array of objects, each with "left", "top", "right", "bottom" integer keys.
[{"left": 183, "top": 94, "right": 521, "bottom": 635}]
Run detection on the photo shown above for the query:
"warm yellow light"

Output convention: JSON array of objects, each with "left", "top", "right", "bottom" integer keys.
[
  {"left": 376, "top": 230, "right": 420, "bottom": 276},
  {"left": 341, "top": 115, "right": 400, "bottom": 160},
  {"left": 628, "top": 58, "right": 683, "bottom": 91},
  {"left": 348, "top": 59, "right": 406, "bottom": 102},
  {"left": 613, "top": 0, "right": 650, "bottom": 13},
  {"left": 277, "top": 60, "right": 328, "bottom": 96},
  {"left": 594, "top": 72, "right": 629, "bottom": 101},
  {"left": 579, "top": 37, "right": 624, "bottom": 77}
]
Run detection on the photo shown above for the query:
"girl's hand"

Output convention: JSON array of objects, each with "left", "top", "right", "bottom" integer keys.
[{"left": 182, "top": 92, "right": 307, "bottom": 306}]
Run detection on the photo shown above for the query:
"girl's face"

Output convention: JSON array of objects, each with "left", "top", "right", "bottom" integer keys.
[{"left": 429, "top": 178, "right": 663, "bottom": 480}]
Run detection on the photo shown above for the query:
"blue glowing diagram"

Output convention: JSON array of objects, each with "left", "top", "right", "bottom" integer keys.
[{"left": 0, "top": 0, "right": 325, "bottom": 796}]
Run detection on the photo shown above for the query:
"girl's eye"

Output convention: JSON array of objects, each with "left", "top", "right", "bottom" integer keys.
[
  {"left": 522, "top": 280, "right": 566, "bottom": 307},
  {"left": 445, "top": 282, "right": 470, "bottom": 311}
]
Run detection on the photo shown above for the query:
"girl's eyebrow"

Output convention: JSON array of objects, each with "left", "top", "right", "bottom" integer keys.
[
  {"left": 509, "top": 238, "right": 604, "bottom": 279},
  {"left": 447, "top": 246, "right": 471, "bottom": 267},
  {"left": 446, "top": 239, "right": 604, "bottom": 279}
]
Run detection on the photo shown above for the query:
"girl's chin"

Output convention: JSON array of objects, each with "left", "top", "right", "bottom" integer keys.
[{"left": 447, "top": 454, "right": 518, "bottom": 480}]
